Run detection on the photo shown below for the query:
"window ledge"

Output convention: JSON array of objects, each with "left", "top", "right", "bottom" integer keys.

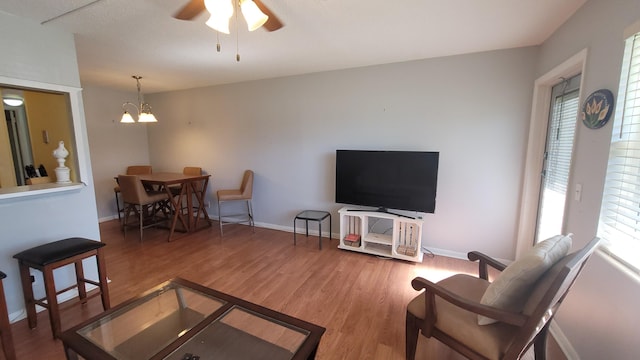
[
  {"left": 0, "top": 182, "right": 84, "bottom": 201},
  {"left": 595, "top": 248, "right": 640, "bottom": 283}
]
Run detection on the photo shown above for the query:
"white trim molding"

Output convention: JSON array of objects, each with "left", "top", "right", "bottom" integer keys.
[{"left": 515, "top": 49, "right": 588, "bottom": 259}]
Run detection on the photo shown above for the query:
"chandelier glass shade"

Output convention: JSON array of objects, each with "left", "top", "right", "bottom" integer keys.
[{"left": 120, "top": 75, "right": 157, "bottom": 123}]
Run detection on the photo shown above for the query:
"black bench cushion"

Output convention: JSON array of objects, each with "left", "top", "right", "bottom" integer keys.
[{"left": 13, "top": 238, "right": 105, "bottom": 266}]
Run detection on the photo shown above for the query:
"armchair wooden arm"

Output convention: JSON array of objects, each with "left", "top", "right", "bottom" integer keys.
[
  {"left": 411, "top": 277, "right": 528, "bottom": 328},
  {"left": 468, "top": 251, "right": 507, "bottom": 280}
]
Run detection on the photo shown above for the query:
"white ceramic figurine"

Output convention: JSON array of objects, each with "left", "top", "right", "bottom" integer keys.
[{"left": 52, "top": 141, "right": 71, "bottom": 183}]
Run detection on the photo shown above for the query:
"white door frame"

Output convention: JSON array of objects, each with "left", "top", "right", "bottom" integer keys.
[{"left": 515, "top": 49, "right": 588, "bottom": 259}]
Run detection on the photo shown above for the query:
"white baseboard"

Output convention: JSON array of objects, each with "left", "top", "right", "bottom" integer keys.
[
  {"left": 9, "top": 288, "right": 84, "bottom": 324},
  {"left": 550, "top": 320, "right": 579, "bottom": 360},
  {"left": 418, "top": 246, "right": 512, "bottom": 265},
  {"left": 259, "top": 222, "right": 513, "bottom": 263},
  {"left": 99, "top": 214, "right": 119, "bottom": 223},
  {"left": 8, "top": 281, "right": 107, "bottom": 324}
]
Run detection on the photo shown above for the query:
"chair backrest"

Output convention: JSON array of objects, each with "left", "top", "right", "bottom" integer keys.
[
  {"left": 118, "top": 175, "right": 154, "bottom": 205},
  {"left": 126, "top": 165, "right": 152, "bottom": 175},
  {"left": 183, "top": 167, "right": 202, "bottom": 176},
  {"left": 183, "top": 167, "right": 205, "bottom": 193},
  {"left": 240, "top": 170, "right": 254, "bottom": 199},
  {"left": 504, "top": 237, "right": 601, "bottom": 358}
]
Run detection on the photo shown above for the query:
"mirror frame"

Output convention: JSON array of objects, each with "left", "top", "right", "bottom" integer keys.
[{"left": 0, "top": 75, "right": 89, "bottom": 200}]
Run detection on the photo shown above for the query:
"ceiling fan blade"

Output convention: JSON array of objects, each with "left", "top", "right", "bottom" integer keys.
[
  {"left": 254, "top": 0, "right": 284, "bottom": 31},
  {"left": 174, "top": 0, "right": 206, "bottom": 20}
]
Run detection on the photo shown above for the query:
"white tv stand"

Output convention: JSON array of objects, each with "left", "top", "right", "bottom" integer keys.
[{"left": 338, "top": 207, "right": 424, "bottom": 262}]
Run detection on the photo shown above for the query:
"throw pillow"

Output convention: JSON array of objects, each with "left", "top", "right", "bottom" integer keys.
[{"left": 477, "top": 234, "right": 572, "bottom": 325}]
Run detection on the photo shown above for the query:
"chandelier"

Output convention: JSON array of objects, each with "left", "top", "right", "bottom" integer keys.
[{"left": 120, "top": 75, "right": 157, "bottom": 123}]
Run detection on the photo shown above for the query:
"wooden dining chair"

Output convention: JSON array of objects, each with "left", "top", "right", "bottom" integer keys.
[
  {"left": 114, "top": 165, "right": 152, "bottom": 222},
  {"left": 217, "top": 170, "right": 254, "bottom": 236},
  {"left": 118, "top": 174, "right": 169, "bottom": 241},
  {"left": 184, "top": 167, "right": 208, "bottom": 221},
  {"left": 170, "top": 166, "right": 206, "bottom": 218}
]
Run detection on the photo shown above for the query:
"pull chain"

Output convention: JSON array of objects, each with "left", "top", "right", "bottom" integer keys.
[{"left": 236, "top": 0, "right": 240, "bottom": 62}]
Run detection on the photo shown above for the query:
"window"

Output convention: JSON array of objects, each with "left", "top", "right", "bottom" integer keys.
[
  {"left": 535, "top": 75, "right": 580, "bottom": 243},
  {"left": 1, "top": 87, "right": 78, "bottom": 187},
  {"left": 597, "top": 32, "right": 640, "bottom": 273},
  {"left": 0, "top": 75, "right": 86, "bottom": 200}
]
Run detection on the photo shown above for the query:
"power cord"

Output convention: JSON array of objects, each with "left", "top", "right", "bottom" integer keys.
[{"left": 421, "top": 247, "right": 435, "bottom": 258}]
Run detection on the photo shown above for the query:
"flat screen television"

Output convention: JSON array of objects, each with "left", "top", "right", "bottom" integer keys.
[{"left": 335, "top": 150, "right": 439, "bottom": 214}]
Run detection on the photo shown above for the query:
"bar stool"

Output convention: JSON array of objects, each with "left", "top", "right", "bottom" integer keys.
[
  {"left": 0, "top": 272, "right": 15, "bottom": 360},
  {"left": 13, "top": 237, "right": 111, "bottom": 339}
]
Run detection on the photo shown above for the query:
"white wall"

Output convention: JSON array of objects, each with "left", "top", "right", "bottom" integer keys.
[
  {"left": 132, "top": 47, "right": 537, "bottom": 261},
  {"left": 0, "top": 12, "right": 100, "bottom": 318},
  {"left": 535, "top": 0, "right": 640, "bottom": 358},
  {"left": 83, "top": 85, "right": 150, "bottom": 221}
]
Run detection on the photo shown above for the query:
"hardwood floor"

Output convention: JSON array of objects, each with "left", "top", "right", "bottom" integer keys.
[{"left": 6, "top": 220, "right": 563, "bottom": 359}]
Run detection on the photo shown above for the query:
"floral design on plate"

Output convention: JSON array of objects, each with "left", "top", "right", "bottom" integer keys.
[{"left": 581, "top": 89, "right": 614, "bottom": 129}]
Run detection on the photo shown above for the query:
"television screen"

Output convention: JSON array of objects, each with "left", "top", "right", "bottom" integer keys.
[{"left": 335, "top": 150, "right": 439, "bottom": 213}]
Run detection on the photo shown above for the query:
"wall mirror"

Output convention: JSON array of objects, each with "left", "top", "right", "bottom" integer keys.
[{"left": 0, "top": 76, "right": 87, "bottom": 199}]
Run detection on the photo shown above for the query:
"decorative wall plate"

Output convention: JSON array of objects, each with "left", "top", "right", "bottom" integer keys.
[{"left": 581, "top": 89, "right": 614, "bottom": 129}]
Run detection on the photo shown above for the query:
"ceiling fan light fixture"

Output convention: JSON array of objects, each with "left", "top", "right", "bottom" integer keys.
[
  {"left": 204, "top": 0, "right": 234, "bottom": 17},
  {"left": 240, "top": 0, "right": 269, "bottom": 31},
  {"left": 206, "top": 14, "right": 231, "bottom": 34}
]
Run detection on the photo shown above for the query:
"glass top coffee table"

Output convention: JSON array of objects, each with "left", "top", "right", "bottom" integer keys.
[{"left": 60, "top": 278, "right": 325, "bottom": 360}]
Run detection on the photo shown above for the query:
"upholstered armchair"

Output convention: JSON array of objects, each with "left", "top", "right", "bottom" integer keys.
[{"left": 406, "top": 236, "right": 600, "bottom": 360}]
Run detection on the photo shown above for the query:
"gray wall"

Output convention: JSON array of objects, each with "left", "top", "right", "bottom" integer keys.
[
  {"left": 136, "top": 47, "right": 538, "bottom": 261},
  {"left": 535, "top": 0, "right": 640, "bottom": 358},
  {"left": 83, "top": 85, "right": 150, "bottom": 219},
  {"left": 0, "top": 12, "right": 100, "bottom": 319}
]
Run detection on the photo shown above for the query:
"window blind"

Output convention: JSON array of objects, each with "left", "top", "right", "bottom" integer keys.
[
  {"left": 544, "top": 89, "right": 580, "bottom": 193},
  {"left": 598, "top": 33, "right": 640, "bottom": 273},
  {"left": 535, "top": 79, "right": 579, "bottom": 242}
]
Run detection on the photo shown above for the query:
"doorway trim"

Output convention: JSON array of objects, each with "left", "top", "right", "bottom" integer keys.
[{"left": 515, "top": 49, "right": 588, "bottom": 259}]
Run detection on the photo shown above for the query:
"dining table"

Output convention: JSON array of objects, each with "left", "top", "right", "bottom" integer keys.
[{"left": 137, "top": 172, "right": 211, "bottom": 241}]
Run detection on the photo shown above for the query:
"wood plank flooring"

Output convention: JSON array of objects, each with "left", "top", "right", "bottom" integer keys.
[{"left": 6, "top": 220, "right": 563, "bottom": 359}]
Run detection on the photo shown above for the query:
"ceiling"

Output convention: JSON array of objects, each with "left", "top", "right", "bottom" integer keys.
[{"left": 0, "top": 0, "right": 587, "bottom": 94}]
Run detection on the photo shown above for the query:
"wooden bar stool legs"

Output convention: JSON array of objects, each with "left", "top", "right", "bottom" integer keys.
[
  {"left": 17, "top": 263, "right": 36, "bottom": 331},
  {"left": 13, "top": 238, "right": 110, "bottom": 339},
  {"left": 0, "top": 272, "right": 16, "bottom": 360}
]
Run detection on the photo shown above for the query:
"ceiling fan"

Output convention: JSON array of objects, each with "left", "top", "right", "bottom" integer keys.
[{"left": 174, "top": 0, "right": 284, "bottom": 32}]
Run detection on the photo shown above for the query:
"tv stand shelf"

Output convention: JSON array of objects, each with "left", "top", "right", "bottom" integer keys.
[{"left": 338, "top": 207, "right": 423, "bottom": 262}]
